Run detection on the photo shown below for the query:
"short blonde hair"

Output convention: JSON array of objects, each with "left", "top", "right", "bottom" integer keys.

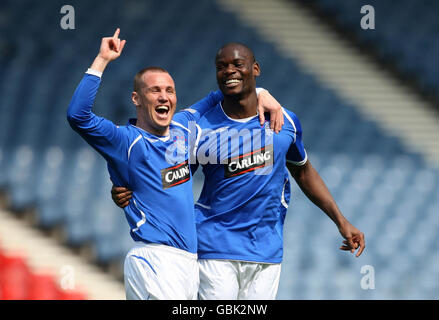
[{"left": 133, "top": 66, "right": 169, "bottom": 93}]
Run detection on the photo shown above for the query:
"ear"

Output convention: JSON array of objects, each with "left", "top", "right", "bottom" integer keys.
[
  {"left": 253, "top": 61, "right": 260, "bottom": 77},
  {"left": 131, "top": 91, "right": 140, "bottom": 107}
]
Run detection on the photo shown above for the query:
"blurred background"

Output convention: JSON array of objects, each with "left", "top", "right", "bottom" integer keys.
[{"left": 0, "top": 0, "right": 439, "bottom": 299}]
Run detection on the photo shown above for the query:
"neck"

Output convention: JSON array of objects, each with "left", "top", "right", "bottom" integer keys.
[
  {"left": 222, "top": 91, "right": 258, "bottom": 119},
  {"left": 136, "top": 117, "right": 169, "bottom": 137}
]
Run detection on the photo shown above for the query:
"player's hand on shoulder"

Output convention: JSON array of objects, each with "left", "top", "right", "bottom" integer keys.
[
  {"left": 98, "top": 28, "right": 126, "bottom": 62},
  {"left": 256, "top": 89, "right": 284, "bottom": 134},
  {"left": 111, "top": 185, "right": 132, "bottom": 208}
]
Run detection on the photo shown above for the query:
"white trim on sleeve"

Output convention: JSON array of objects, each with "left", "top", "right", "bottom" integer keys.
[
  {"left": 195, "top": 202, "right": 211, "bottom": 210},
  {"left": 86, "top": 68, "right": 103, "bottom": 78},
  {"left": 128, "top": 134, "right": 143, "bottom": 160},
  {"left": 280, "top": 178, "right": 289, "bottom": 209},
  {"left": 286, "top": 150, "right": 308, "bottom": 166}
]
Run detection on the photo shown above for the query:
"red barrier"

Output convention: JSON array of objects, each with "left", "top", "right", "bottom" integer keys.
[{"left": 0, "top": 245, "right": 87, "bottom": 300}]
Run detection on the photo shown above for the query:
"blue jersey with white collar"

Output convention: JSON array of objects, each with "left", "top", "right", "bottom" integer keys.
[
  {"left": 67, "top": 73, "right": 223, "bottom": 253},
  {"left": 194, "top": 102, "right": 307, "bottom": 263}
]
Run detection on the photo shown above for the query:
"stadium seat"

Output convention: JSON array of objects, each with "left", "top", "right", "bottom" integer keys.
[
  {"left": 1, "top": 0, "right": 438, "bottom": 300},
  {"left": 309, "top": 0, "right": 439, "bottom": 104}
]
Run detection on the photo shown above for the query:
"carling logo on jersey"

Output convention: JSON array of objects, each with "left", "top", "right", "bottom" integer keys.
[
  {"left": 188, "top": 120, "right": 275, "bottom": 176},
  {"left": 161, "top": 160, "right": 191, "bottom": 189},
  {"left": 224, "top": 144, "right": 274, "bottom": 178}
]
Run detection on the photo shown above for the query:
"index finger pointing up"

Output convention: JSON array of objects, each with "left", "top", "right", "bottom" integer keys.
[{"left": 113, "top": 28, "right": 120, "bottom": 39}]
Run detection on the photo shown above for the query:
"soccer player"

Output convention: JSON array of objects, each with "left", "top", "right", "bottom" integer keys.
[
  {"left": 112, "top": 42, "right": 365, "bottom": 300},
  {"left": 67, "top": 28, "right": 214, "bottom": 300},
  {"left": 196, "top": 43, "right": 364, "bottom": 299},
  {"left": 68, "top": 30, "right": 283, "bottom": 300}
]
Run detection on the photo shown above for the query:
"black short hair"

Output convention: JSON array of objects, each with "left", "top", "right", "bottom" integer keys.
[{"left": 215, "top": 42, "right": 256, "bottom": 63}]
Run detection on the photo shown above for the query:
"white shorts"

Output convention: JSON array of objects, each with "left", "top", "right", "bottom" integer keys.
[
  {"left": 124, "top": 242, "right": 199, "bottom": 300},
  {"left": 198, "top": 259, "right": 281, "bottom": 300}
]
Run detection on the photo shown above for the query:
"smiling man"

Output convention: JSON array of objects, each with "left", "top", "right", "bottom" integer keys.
[
  {"left": 216, "top": 43, "right": 259, "bottom": 110},
  {"left": 112, "top": 42, "right": 365, "bottom": 300},
  {"left": 131, "top": 67, "right": 176, "bottom": 135},
  {"left": 67, "top": 29, "right": 225, "bottom": 300},
  {"left": 113, "top": 42, "right": 366, "bottom": 300},
  {"left": 194, "top": 42, "right": 364, "bottom": 299},
  {"left": 67, "top": 30, "right": 283, "bottom": 300}
]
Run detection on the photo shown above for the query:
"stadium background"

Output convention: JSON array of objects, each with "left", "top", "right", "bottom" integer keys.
[{"left": 1, "top": 0, "right": 439, "bottom": 299}]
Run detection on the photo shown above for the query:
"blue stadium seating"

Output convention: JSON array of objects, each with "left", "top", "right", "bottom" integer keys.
[
  {"left": 309, "top": 0, "right": 439, "bottom": 103},
  {"left": 0, "top": 0, "right": 438, "bottom": 299}
]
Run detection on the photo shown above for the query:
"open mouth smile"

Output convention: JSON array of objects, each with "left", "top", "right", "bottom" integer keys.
[
  {"left": 155, "top": 105, "right": 170, "bottom": 120},
  {"left": 224, "top": 79, "right": 242, "bottom": 88}
]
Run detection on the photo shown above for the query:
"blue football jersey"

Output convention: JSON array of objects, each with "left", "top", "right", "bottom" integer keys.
[
  {"left": 194, "top": 102, "right": 307, "bottom": 263},
  {"left": 67, "top": 73, "right": 223, "bottom": 253}
]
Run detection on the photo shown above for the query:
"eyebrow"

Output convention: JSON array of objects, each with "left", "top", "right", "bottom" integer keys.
[
  {"left": 147, "top": 85, "right": 175, "bottom": 89},
  {"left": 216, "top": 58, "right": 248, "bottom": 64}
]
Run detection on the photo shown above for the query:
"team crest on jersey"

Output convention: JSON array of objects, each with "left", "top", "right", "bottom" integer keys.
[
  {"left": 224, "top": 144, "right": 274, "bottom": 178},
  {"left": 174, "top": 138, "right": 187, "bottom": 153},
  {"left": 264, "top": 121, "right": 274, "bottom": 137},
  {"left": 161, "top": 160, "right": 191, "bottom": 189},
  {"left": 171, "top": 133, "right": 188, "bottom": 153}
]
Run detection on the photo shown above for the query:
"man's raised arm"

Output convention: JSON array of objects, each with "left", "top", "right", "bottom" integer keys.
[
  {"left": 67, "top": 28, "right": 127, "bottom": 165},
  {"left": 67, "top": 28, "right": 126, "bottom": 127}
]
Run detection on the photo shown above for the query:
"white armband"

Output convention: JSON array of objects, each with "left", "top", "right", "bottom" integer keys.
[{"left": 86, "top": 68, "right": 103, "bottom": 78}]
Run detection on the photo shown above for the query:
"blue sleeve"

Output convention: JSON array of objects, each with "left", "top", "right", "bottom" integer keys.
[
  {"left": 173, "top": 90, "right": 223, "bottom": 126},
  {"left": 285, "top": 110, "right": 307, "bottom": 165},
  {"left": 67, "top": 74, "right": 128, "bottom": 165}
]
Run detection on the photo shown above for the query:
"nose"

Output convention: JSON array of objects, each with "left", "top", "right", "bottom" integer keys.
[
  {"left": 157, "top": 91, "right": 169, "bottom": 103},
  {"left": 224, "top": 64, "right": 237, "bottom": 75}
]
